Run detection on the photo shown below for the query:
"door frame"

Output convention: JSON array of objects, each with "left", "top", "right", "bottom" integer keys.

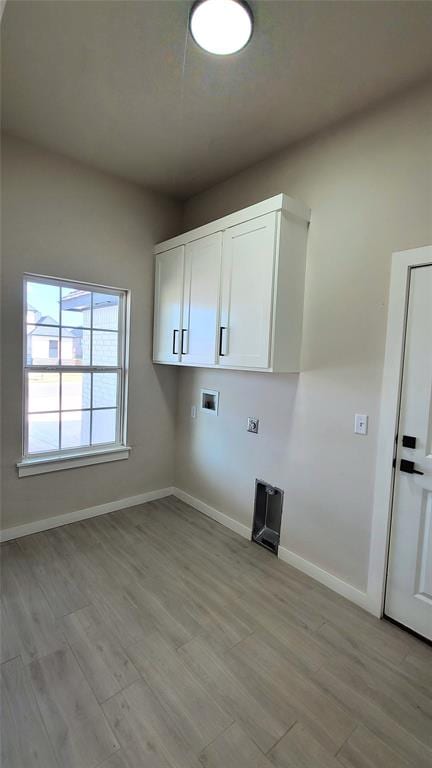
[{"left": 367, "top": 245, "right": 432, "bottom": 617}]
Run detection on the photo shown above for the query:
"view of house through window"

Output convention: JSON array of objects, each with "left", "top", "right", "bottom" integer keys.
[{"left": 23, "top": 276, "right": 128, "bottom": 458}]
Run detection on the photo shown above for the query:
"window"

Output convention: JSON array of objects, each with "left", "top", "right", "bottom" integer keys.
[
  {"left": 48, "top": 339, "right": 59, "bottom": 359},
  {"left": 19, "top": 275, "right": 130, "bottom": 476}
]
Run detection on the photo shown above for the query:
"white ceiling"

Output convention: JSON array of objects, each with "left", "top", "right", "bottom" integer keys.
[{"left": 2, "top": 0, "right": 432, "bottom": 199}]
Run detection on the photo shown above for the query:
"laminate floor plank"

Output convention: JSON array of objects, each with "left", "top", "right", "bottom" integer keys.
[
  {"left": 29, "top": 648, "right": 119, "bottom": 768},
  {"left": 126, "top": 630, "right": 233, "bottom": 752},
  {"left": 320, "top": 653, "right": 432, "bottom": 749},
  {"left": 1, "top": 543, "right": 67, "bottom": 664},
  {"left": 103, "top": 679, "right": 203, "bottom": 768},
  {"left": 62, "top": 605, "right": 140, "bottom": 703},
  {"left": 1, "top": 496, "right": 431, "bottom": 768},
  {"left": 268, "top": 722, "right": 342, "bottom": 768},
  {"left": 178, "top": 635, "right": 290, "bottom": 753},
  {"left": 314, "top": 664, "right": 432, "bottom": 768},
  {"left": 227, "top": 631, "right": 356, "bottom": 753},
  {"left": 1, "top": 656, "right": 59, "bottom": 768},
  {"left": 199, "top": 722, "right": 273, "bottom": 768},
  {"left": 337, "top": 724, "right": 415, "bottom": 768},
  {"left": 17, "top": 536, "right": 90, "bottom": 618}
]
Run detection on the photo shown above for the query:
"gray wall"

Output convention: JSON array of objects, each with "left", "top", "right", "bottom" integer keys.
[
  {"left": 176, "top": 83, "right": 432, "bottom": 592},
  {"left": 1, "top": 135, "right": 181, "bottom": 530}
]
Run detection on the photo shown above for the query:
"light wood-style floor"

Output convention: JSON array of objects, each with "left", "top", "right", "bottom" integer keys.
[{"left": 1, "top": 496, "right": 431, "bottom": 768}]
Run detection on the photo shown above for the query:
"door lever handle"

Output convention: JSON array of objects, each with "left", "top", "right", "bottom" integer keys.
[{"left": 400, "top": 459, "right": 424, "bottom": 476}]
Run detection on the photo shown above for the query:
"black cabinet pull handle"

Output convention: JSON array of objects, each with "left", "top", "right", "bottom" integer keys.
[
  {"left": 219, "top": 326, "right": 227, "bottom": 356},
  {"left": 400, "top": 459, "right": 424, "bottom": 476},
  {"left": 181, "top": 329, "right": 187, "bottom": 355},
  {"left": 172, "top": 329, "right": 179, "bottom": 355}
]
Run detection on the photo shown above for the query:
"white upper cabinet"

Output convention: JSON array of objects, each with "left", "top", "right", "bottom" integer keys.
[
  {"left": 153, "top": 245, "right": 184, "bottom": 363},
  {"left": 182, "top": 232, "right": 222, "bottom": 366},
  {"left": 153, "top": 194, "right": 310, "bottom": 372},
  {"left": 219, "top": 213, "right": 276, "bottom": 369}
]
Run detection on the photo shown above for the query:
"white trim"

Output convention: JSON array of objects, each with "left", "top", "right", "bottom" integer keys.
[
  {"left": 172, "top": 487, "right": 251, "bottom": 540},
  {"left": 278, "top": 545, "right": 371, "bottom": 612},
  {"left": 0, "top": 487, "right": 174, "bottom": 542},
  {"left": 173, "top": 486, "right": 373, "bottom": 610},
  {"left": 17, "top": 445, "right": 131, "bottom": 477},
  {"left": 154, "top": 194, "right": 311, "bottom": 254},
  {"left": 367, "top": 245, "right": 432, "bottom": 617},
  {"left": 22, "top": 273, "right": 130, "bottom": 464}
]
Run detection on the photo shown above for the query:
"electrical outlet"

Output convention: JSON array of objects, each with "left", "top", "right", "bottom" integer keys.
[{"left": 247, "top": 417, "right": 259, "bottom": 434}]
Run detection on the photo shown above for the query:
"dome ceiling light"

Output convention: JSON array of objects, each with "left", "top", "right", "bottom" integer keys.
[{"left": 189, "top": 0, "right": 254, "bottom": 56}]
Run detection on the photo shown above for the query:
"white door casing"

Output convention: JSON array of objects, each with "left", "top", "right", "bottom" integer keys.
[
  {"left": 385, "top": 264, "right": 432, "bottom": 639},
  {"left": 182, "top": 232, "right": 222, "bottom": 366},
  {"left": 219, "top": 212, "right": 277, "bottom": 369},
  {"left": 153, "top": 246, "right": 184, "bottom": 363},
  {"left": 368, "top": 246, "right": 432, "bottom": 623}
]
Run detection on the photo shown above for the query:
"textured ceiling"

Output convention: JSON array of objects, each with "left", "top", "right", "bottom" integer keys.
[{"left": 2, "top": 0, "right": 432, "bottom": 198}]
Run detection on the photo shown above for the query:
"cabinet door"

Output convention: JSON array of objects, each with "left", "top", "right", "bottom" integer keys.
[
  {"left": 153, "top": 246, "right": 184, "bottom": 363},
  {"left": 219, "top": 212, "right": 277, "bottom": 368},
  {"left": 181, "top": 232, "right": 222, "bottom": 366}
]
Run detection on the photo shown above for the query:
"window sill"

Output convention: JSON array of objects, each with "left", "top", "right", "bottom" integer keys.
[{"left": 17, "top": 446, "right": 131, "bottom": 477}]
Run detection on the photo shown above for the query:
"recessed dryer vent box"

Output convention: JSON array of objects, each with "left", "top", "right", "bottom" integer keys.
[
  {"left": 252, "top": 479, "right": 284, "bottom": 555},
  {"left": 200, "top": 389, "right": 219, "bottom": 415}
]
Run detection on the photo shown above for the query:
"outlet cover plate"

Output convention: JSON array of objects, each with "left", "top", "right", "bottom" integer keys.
[{"left": 247, "top": 417, "right": 259, "bottom": 434}]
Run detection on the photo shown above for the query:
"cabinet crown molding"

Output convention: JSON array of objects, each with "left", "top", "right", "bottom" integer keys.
[{"left": 154, "top": 193, "right": 310, "bottom": 255}]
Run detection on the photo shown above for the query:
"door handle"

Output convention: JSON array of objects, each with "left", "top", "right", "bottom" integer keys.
[
  {"left": 400, "top": 459, "right": 424, "bottom": 476},
  {"left": 181, "top": 329, "right": 188, "bottom": 355},
  {"left": 219, "top": 327, "right": 227, "bottom": 356},
  {"left": 172, "top": 329, "right": 179, "bottom": 355}
]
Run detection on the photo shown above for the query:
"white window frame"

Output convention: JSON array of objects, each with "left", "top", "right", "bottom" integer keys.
[{"left": 17, "top": 273, "right": 131, "bottom": 477}]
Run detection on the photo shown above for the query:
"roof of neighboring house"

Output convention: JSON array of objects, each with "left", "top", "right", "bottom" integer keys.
[
  {"left": 28, "top": 319, "right": 82, "bottom": 338},
  {"left": 61, "top": 289, "right": 117, "bottom": 311}
]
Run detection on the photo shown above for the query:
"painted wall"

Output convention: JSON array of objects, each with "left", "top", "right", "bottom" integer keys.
[
  {"left": 1, "top": 135, "right": 181, "bottom": 530},
  {"left": 176, "top": 83, "right": 432, "bottom": 592}
]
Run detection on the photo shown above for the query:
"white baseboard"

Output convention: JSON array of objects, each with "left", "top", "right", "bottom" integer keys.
[
  {"left": 278, "top": 544, "right": 372, "bottom": 612},
  {"left": 1, "top": 482, "right": 374, "bottom": 615},
  {"left": 0, "top": 487, "right": 174, "bottom": 542},
  {"left": 172, "top": 487, "right": 251, "bottom": 540},
  {"left": 173, "top": 486, "right": 373, "bottom": 614}
]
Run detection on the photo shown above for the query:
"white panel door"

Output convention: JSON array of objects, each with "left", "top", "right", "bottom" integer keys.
[
  {"left": 219, "top": 212, "right": 277, "bottom": 368},
  {"left": 385, "top": 264, "right": 432, "bottom": 640},
  {"left": 153, "top": 246, "right": 184, "bottom": 363},
  {"left": 182, "top": 232, "right": 222, "bottom": 366}
]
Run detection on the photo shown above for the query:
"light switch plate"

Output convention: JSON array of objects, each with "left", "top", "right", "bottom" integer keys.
[
  {"left": 247, "top": 417, "right": 259, "bottom": 434},
  {"left": 191, "top": 405, "right": 197, "bottom": 419},
  {"left": 354, "top": 414, "right": 368, "bottom": 435}
]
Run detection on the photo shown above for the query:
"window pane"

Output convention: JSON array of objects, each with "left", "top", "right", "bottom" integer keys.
[
  {"left": 92, "top": 408, "right": 117, "bottom": 445},
  {"left": 26, "top": 325, "right": 59, "bottom": 365},
  {"left": 61, "top": 328, "right": 90, "bottom": 366},
  {"left": 92, "top": 373, "right": 118, "bottom": 408},
  {"left": 61, "top": 411, "right": 90, "bottom": 450},
  {"left": 61, "top": 372, "right": 91, "bottom": 410},
  {"left": 28, "top": 413, "right": 59, "bottom": 454},
  {"left": 92, "top": 331, "right": 119, "bottom": 366},
  {"left": 26, "top": 281, "right": 60, "bottom": 325},
  {"left": 28, "top": 372, "right": 59, "bottom": 413},
  {"left": 92, "top": 292, "right": 120, "bottom": 330},
  {"left": 61, "top": 287, "right": 91, "bottom": 328}
]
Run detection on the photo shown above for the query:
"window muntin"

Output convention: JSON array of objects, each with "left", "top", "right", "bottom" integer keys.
[{"left": 23, "top": 276, "right": 128, "bottom": 459}]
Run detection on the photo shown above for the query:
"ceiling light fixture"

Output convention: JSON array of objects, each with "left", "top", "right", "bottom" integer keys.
[{"left": 189, "top": 0, "right": 253, "bottom": 56}]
